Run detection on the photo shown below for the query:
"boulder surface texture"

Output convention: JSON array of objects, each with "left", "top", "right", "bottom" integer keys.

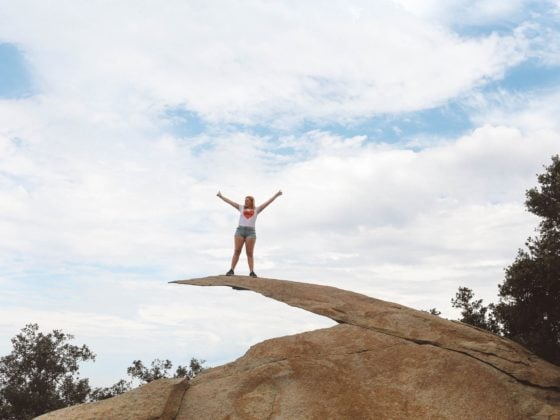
[{"left": 39, "top": 276, "right": 560, "bottom": 419}]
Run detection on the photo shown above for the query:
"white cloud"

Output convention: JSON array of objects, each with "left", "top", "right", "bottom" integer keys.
[
  {"left": 513, "top": 20, "right": 560, "bottom": 66},
  {"left": 0, "top": 0, "right": 528, "bottom": 126},
  {"left": 468, "top": 88, "right": 560, "bottom": 133}
]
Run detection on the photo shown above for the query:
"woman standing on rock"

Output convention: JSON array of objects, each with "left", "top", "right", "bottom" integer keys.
[{"left": 217, "top": 190, "right": 282, "bottom": 278}]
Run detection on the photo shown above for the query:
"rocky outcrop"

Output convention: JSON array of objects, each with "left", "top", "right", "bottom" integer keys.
[
  {"left": 37, "top": 377, "right": 188, "bottom": 420},
  {"left": 39, "top": 276, "right": 560, "bottom": 419}
]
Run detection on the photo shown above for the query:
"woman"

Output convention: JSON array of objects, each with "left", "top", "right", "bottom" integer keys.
[{"left": 217, "top": 190, "right": 282, "bottom": 277}]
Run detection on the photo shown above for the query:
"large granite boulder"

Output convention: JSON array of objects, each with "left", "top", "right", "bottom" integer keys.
[{"left": 38, "top": 276, "right": 560, "bottom": 419}]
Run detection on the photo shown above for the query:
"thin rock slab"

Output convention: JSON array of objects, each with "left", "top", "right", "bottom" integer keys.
[{"left": 173, "top": 276, "right": 560, "bottom": 390}]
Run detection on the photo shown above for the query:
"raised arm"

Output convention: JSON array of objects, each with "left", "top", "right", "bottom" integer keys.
[
  {"left": 217, "top": 191, "right": 240, "bottom": 210},
  {"left": 257, "top": 190, "right": 283, "bottom": 213}
]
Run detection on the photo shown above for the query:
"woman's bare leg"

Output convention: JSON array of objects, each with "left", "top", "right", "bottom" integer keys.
[
  {"left": 230, "top": 236, "right": 245, "bottom": 271},
  {"left": 245, "top": 238, "right": 256, "bottom": 272}
]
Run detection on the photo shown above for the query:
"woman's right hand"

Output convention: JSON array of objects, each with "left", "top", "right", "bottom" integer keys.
[{"left": 217, "top": 191, "right": 222, "bottom": 198}]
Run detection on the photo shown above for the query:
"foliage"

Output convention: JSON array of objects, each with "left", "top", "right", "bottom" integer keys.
[
  {"left": 494, "top": 155, "right": 560, "bottom": 365},
  {"left": 451, "top": 287, "right": 500, "bottom": 334},
  {"left": 174, "top": 357, "right": 205, "bottom": 380},
  {"left": 91, "top": 357, "right": 205, "bottom": 401},
  {"left": 126, "top": 356, "right": 205, "bottom": 383},
  {"left": 89, "top": 379, "right": 131, "bottom": 401},
  {"left": 0, "top": 324, "right": 95, "bottom": 420}
]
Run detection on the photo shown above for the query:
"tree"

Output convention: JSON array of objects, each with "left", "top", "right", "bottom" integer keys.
[
  {"left": 126, "top": 358, "right": 174, "bottom": 383},
  {"left": 494, "top": 155, "right": 560, "bottom": 365},
  {"left": 91, "top": 357, "right": 205, "bottom": 400},
  {"left": 451, "top": 287, "right": 500, "bottom": 334},
  {"left": 89, "top": 379, "right": 131, "bottom": 401},
  {"left": 0, "top": 324, "right": 95, "bottom": 420},
  {"left": 167, "top": 357, "right": 205, "bottom": 380}
]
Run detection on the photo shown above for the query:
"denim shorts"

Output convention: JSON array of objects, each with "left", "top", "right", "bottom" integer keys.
[{"left": 235, "top": 226, "right": 256, "bottom": 239}]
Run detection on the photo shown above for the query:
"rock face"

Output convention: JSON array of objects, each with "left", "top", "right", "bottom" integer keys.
[
  {"left": 39, "top": 276, "right": 560, "bottom": 419},
  {"left": 37, "top": 377, "right": 188, "bottom": 420}
]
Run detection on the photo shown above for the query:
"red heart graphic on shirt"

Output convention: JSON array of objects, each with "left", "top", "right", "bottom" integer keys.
[{"left": 243, "top": 209, "right": 255, "bottom": 219}]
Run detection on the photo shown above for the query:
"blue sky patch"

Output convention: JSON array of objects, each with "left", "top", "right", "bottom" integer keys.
[
  {"left": 450, "top": 0, "right": 555, "bottom": 38},
  {"left": 492, "top": 58, "right": 560, "bottom": 92},
  {"left": 453, "top": 21, "right": 518, "bottom": 38},
  {"left": 162, "top": 106, "right": 206, "bottom": 137},
  {"left": 296, "top": 103, "right": 474, "bottom": 144},
  {"left": 0, "top": 43, "right": 33, "bottom": 98}
]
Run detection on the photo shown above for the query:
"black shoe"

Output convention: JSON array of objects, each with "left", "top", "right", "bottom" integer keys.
[
  {"left": 226, "top": 269, "right": 234, "bottom": 276},
  {"left": 249, "top": 271, "right": 257, "bottom": 278}
]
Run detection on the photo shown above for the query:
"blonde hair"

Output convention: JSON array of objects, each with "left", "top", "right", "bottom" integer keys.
[{"left": 245, "top": 196, "right": 255, "bottom": 209}]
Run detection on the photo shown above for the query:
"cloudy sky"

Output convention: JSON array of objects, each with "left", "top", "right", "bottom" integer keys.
[{"left": 1, "top": 0, "right": 559, "bottom": 387}]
